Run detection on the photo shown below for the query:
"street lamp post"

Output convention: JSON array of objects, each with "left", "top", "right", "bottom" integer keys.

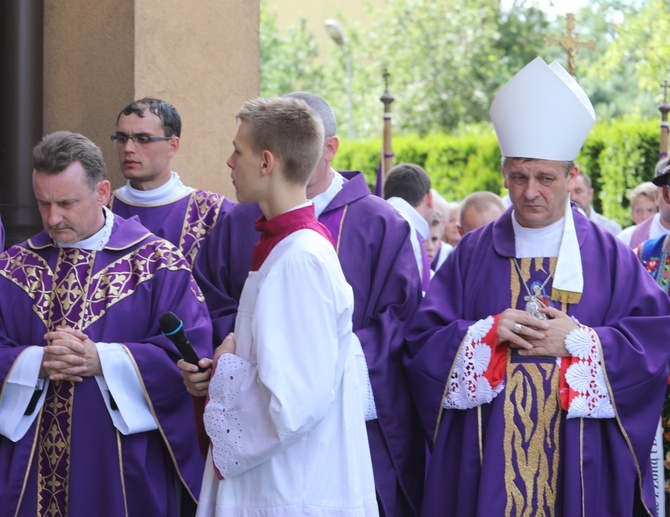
[{"left": 324, "top": 19, "right": 354, "bottom": 137}]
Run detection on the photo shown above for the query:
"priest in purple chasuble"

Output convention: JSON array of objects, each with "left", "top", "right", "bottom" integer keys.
[
  {"left": 0, "top": 132, "right": 212, "bottom": 517},
  {"left": 190, "top": 91, "right": 425, "bottom": 517},
  {"left": 405, "top": 58, "right": 670, "bottom": 516},
  {"left": 109, "top": 97, "right": 234, "bottom": 268}
]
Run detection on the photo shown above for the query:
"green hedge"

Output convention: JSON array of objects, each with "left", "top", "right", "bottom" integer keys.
[{"left": 334, "top": 118, "right": 661, "bottom": 227}]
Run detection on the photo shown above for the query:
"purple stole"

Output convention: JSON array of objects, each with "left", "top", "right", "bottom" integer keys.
[
  {"left": 630, "top": 216, "right": 654, "bottom": 249},
  {"left": 38, "top": 247, "right": 96, "bottom": 516}
]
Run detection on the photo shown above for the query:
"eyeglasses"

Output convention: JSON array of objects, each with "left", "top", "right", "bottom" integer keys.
[{"left": 111, "top": 133, "right": 173, "bottom": 145}]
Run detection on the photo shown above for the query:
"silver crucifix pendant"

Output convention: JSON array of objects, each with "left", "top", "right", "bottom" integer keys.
[{"left": 524, "top": 295, "right": 548, "bottom": 320}]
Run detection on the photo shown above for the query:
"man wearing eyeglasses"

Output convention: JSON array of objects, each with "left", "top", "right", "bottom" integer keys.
[{"left": 109, "top": 98, "right": 233, "bottom": 267}]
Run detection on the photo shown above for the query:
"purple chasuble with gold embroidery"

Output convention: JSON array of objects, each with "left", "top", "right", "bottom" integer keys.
[
  {"left": 405, "top": 204, "right": 670, "bottom": 516},
  {"left": 0, "top": 215, "right": 213, "bottom": 517},
  {"left": 109, "top": 189, "right": 233, "bottom": 267},
  {"left": 194, "top": 171, "right": 426, "bottom": 516}
]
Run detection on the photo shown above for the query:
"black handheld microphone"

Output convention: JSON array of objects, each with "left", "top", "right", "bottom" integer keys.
[{"left": 159, "top": 311, "right": 202, "bottom": 369}]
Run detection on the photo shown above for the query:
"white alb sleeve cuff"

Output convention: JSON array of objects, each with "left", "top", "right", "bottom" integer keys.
[
  {"left": 0, "top": 346, "right": 49, "bottom": 442},
  {"left": 95, "top": 342, "right": 158, "bottom": 434}
]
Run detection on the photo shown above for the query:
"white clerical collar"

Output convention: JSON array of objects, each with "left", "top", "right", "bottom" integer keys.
[
  {"left": 512, "top": 215, "right": 563, "bottom": 257},
  {"left": 57, "top": 206, "right": 115, "bottom": 251},
  {"left": 386, "top": 196, "right": 430, "bottom": 240},
  {"left": 311, "top": 169, "right": 344, "bottom": 218},
  {"left": 512, "top": 198, "right": 583, "bottom": 302},
  {"left": 115, "top": 171, "right": 194, "bottom": 205}
]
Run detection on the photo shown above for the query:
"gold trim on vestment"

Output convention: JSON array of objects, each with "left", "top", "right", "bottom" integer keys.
[
  {"left": 551, "top": 288, "right": 582, "bottom": 304},
  {"left": 503, "top": 361, "right": 561, "bottom": 516},
  {"left": 15, "top": 412, "right": 42, "bottom": 517},
  {"left": 37, "top": 379, "right": 75, "bottom": 516},
  {"left": 510, "top": 257, "right": 521, "bottom": 307},
  {"left": 503, "top": 257, "right": 562, "bottom": 516},
  {"left": 478, "top": 406, "right": 483, "bottom": 465},
  {"left": 179, "top": 191, "right": 225, "bottom": 267},
  {"left": 116, "top": 430, "right": 129, "bottom": 517},
  {"left": 334, "top": 205, "right": 348, "bottom": 254},
  {"left": 579, "top": 419, "right": 585, "bottom": 516}
]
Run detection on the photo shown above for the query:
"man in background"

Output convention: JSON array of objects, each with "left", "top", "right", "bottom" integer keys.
[
  {"left": 570, "top": 170, "right": 622, "bottom": 234},
  {"left": 618, "top": 158, "right": 670, "bottom": 249},
  {"left": 109, "top": 97, "right": 233, "bottom": 267},
  {"left": 457, "top": 190, "right": 505, "bottom": 236},
  {"left": 383, "top": 163, "right": 434, "bottom": 291}
]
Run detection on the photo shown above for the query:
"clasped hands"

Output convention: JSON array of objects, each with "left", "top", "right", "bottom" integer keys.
[
  {"left": 497, "top": 306, "right": 578, "bottom": 357},
  {"left": 178, "top": 332, "right": 236, "bottom": 397},
  {"left": 41, "top": 327, "right": 102, "bottom": 381}
]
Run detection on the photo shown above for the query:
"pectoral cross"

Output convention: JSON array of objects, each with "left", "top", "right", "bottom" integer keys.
[{"left": 545, "top": 13, "right": 596, "bottom": 76}]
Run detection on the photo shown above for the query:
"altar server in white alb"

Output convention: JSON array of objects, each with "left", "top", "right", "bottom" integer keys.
[{"left": 195, "top": 96, "right": 378, "bottom": 516}]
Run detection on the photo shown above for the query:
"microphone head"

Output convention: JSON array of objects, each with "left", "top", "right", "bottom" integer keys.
[{"left": 159, "top": 311, "right": 182, "bottom": 334}]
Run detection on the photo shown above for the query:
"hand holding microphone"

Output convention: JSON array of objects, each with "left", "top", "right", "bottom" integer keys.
[{"left": 160, "top": 311, "right": 213, "bottom": 396}]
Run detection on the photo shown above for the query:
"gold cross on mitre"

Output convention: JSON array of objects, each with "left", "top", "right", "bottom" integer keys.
[{"left": 545, "top": 13, "right": 596, "bottom": 76}]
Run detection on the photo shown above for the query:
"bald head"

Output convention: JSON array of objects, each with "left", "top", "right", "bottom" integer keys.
[{"left": 458, "top": 191, "right": 505, "bottom": 235}]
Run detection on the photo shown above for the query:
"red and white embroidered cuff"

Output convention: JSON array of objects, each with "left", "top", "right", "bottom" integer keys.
[{"left": 443, "top": 316, "right": 505, "bottom": 410}]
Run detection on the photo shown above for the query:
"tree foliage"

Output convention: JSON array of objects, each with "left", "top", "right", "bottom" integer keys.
[
  {"left": 342, "top": 0, "right": 556, "bottom": 137},
  {"left": 260, "top": 0, "right": 326, "bottom": 96},
  {"left": 260, "top": 0, "right": 666, "bottom": 147},
  {"left": 591, "top": 0, "right": 670, "bottom": 97}
]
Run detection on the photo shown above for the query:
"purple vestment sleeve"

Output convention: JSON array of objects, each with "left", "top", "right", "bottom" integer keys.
[
  {"left": 194, "top": 171, "right": 426, "bottom": 516},
  {"left": 193, "top": 202, "right": 261, "bottom": 346},
  {"left": 0, "top": 215, "right": 213, "bottom": 517},
  {"left": 405, "top": 205, "right": 670, "bottom": 516}
]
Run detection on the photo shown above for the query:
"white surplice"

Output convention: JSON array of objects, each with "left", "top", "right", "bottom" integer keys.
[{"left": 197, "top": 229, "right": 378, "bottom": 516}]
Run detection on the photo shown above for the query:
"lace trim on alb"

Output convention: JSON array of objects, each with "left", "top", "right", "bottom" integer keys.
[
  {"left": 443, "top": 316, "right": 504, "bottom": 409},
  {"left": 203, "top": 354, "right": 250, "bottom": 478},
  {"left": 564, "top": 325, "right": 614, "bottom": 419}
]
